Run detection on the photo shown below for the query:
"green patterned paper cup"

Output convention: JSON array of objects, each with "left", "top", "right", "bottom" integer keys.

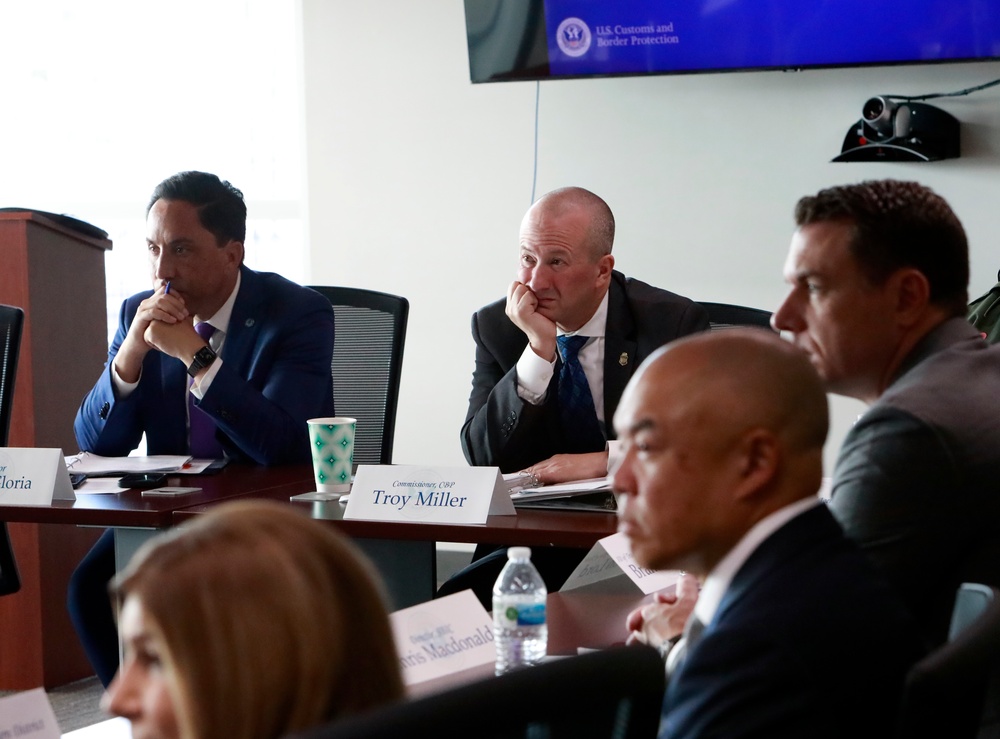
[{"left": 307, "top": 417, "right": 356, "bottom": 494}]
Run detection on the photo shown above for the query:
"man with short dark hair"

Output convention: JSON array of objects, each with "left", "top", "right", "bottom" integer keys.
[
  {"left": 773, "top": 178, "right": 1000, "bottom": 645},
  {"left": 614, "top": 330, "right": 921, "bottom": 737},
  {"left": 71, "top": 171, "right": 335, "bottom": 685},
  {"left": 629, "top": 179, "right": 1000, "bottom": 651}
]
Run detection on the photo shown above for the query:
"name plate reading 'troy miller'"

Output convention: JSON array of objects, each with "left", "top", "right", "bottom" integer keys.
[
  {"left": 0, "top": 448, "right": 76, "bottom": 506},
  {"left": 344, "top": 465, "right": 515, "bottom": 524}
]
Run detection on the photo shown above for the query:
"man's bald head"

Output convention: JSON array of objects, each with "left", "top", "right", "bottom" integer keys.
[
  {"left": 525, "top": 187, "right": 615, "bottom": 260},
  {"left": 613, "top": 328, "right": 829, "bottom": 574},
  {"left": 640, "top": 329, "right": 828, "bottom": 465}
]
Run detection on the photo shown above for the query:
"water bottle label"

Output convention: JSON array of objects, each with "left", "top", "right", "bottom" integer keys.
[{"left": 499, "top": 602, "right": 546, "bottom": 627}]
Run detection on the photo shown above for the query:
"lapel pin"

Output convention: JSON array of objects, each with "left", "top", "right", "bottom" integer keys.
[
  {"left": 619, "top": 352, "right": 629, "bottom": 367},
  {"left": 245, "top": 318, "right": 255, "bottom": 327}
]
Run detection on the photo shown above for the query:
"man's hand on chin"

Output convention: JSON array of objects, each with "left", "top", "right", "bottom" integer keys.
[{"left": 506, "top": 280, "right": 557, "bottom": 362}]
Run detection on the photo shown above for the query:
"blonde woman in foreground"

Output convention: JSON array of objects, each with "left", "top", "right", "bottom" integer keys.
[{"left": 102, "top": 500, "right": 404, "bottom": 739}]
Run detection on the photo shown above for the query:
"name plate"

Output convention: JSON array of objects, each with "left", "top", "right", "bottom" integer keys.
[
  {"left": 0, "top": 449, "right": 75, "bottom": 506},
  {"left": 561, "top": 532, "right": 680, "bottom": 595},
  {"left": 344, "top": 465, "right": 515, "bottom": 524},
  {"left": 391, "top": 590, "right": 495, "bottom": 685},
  {"left": 0, "top": 688, "right": 61, "bottom": 739}
]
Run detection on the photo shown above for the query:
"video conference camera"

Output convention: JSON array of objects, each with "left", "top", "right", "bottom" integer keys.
[{"left": 833, "top": 96, "right": 960, "bottom": 162}]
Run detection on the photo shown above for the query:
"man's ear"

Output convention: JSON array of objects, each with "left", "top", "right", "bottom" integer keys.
[
  {"left": 596, "top": 254, "right": 615, "bottom": 284},
  {"left": 224, "top": 240, "right": 245, "bottom": 269},
  {"left": 890, "top": 268, "right": 931, "bottom": 327},
  {"left": 732, "top": 428, "right": 779, "bottom": 501}
]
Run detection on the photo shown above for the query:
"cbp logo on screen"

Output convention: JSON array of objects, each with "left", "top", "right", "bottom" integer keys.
[{"left": 556, "top": 17, "right": 591, "bottom": 58}]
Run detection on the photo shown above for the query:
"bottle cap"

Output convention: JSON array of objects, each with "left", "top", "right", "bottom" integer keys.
[{"left": 508, "top": 546, "right": 531, "bottom": 561}]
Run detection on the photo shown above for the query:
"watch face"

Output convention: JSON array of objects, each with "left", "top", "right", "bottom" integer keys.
[{"left": 188, "top": 346, "right": 218, "bottom": 377}]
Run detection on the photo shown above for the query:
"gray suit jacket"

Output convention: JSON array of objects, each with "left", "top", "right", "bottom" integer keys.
[
  {"left": 461, "top": 271, "right": 709, "bottom": 472},
  {"left": 829, "top": 317, "right": 1000, "bottom": 645}
]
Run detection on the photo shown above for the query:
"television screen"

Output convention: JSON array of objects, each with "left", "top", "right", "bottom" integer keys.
[{"left": 465, "top": 0, "right": 1000, "bottom": 83}]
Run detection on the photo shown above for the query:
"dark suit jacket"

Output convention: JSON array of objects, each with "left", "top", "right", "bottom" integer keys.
[
  {"left": 461, "top": 271, "right": 709, "bottom": 472},
  {"left": 74, "top": 266, "right": 335, "bottom": 465},
  {"left": 830, "top": 317, "right": 1000, "bottom": 646},
  {"left": 662, "top": 505, "right": 923, "bottom": 739}
]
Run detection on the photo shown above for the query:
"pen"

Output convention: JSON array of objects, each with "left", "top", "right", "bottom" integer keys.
[{"left": 164, "top": 280, "right": 171, "bottom": 295}]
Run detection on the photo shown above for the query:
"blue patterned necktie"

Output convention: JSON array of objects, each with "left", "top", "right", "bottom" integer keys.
[
  {"left": 557, "top": 335, "right": 605, "bottom": 450},
  {"left": 189, "top": 322, "right": 223, "bottom": 458}
]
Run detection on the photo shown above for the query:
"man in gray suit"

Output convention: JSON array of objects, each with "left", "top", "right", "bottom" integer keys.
[
  {"left": 773, "top": 179, "right": 1000, "bottom": 645},
  {"left": 629, "top": 179, "right": 1000, "bottom": 650}
]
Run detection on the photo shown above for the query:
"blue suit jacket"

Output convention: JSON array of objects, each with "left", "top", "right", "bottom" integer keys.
[
  {"left": 662, "top": 505, "right": 923, "bottom": 739},
  {"left": 74, "top": 266, "right": 335, "bottom": 465}
]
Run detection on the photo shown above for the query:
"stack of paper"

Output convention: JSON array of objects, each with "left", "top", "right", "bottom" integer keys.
[
  {"left": 508, "top": 477, "right": 617, "bottom": 513},
  {"left": 64, "top": 452, "right": 196, "bottom": 476}
]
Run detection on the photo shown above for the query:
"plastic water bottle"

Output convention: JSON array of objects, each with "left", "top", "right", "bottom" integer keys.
[{"left": 493, "top": 546, "right": 547, "bottom": 675}]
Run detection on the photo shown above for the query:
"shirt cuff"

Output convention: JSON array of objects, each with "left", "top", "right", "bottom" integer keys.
[
  {"left": 606, "top": 439, "right": 622, "bottom": 472},
  {"left": 515, "top": 344, "right": 555, "bottom": 405},
  {"left": 111, "top": 360, "right": 139, "bottom": 399},
  {"left": 189, "top": 358, "right": 223, "bottom": 399}
]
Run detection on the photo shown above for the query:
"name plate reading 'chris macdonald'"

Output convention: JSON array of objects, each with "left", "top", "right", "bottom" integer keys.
[
  {"left": 0, "top": 688, "right": 61, "bottom": 739},
  {"left": 390, "top": 590, "right": 495, "bottom": 686},
  {"left": 0, "top": 448, "right": 76, "bottom": 507},
  {"left": 344, "top": 465, "right": 515, "bottom": 524}
]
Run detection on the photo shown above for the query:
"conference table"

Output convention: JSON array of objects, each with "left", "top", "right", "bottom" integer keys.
[
  {"left": 0, "top": 462, "right": 623, "bottom": 609},
  {"left": 0, "top": 461, "right": 664, "bottom": 690}
]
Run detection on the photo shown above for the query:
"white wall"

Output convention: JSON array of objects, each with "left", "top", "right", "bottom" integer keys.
[{"left": 300, "top": 1, "right": 1000, "bottom": 473}]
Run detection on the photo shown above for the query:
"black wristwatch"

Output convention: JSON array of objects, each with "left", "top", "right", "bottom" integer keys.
[{"left": 187, "top": 345, "right": 218, "bottom": 377}]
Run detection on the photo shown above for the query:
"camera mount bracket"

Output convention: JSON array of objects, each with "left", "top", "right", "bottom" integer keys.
[{"left": 833, "top": 96, "right": 960, "bottom": 162}]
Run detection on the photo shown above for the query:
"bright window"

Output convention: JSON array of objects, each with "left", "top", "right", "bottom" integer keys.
[{"left": 0, "top": 0, "right": 304, "bottom": 341}]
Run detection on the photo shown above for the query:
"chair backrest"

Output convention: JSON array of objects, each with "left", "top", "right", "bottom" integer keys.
[
  {"left": 0, "top": 304, "right": 24, "bottom": 597},
  {"left": 307, "top": 287, "right": 408, "bottom": 465},
  {"left": 697, "top": 301, "right": 774, "bottom": 331},
  {"left": 896, "top": 583, "right": 1000, "bottom": 738},
  {"left": 288, "top": 645, "right": 666, "bottom": 739}
]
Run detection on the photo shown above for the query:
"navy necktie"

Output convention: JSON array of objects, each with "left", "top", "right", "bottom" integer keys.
[
  {"left": 556, "top": 335, "right": 605, "bottom": 450},
  {"left": 189, "top": 322, "right": 223, "bottom": 458}
]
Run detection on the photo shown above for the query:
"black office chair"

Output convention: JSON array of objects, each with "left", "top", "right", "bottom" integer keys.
[
  {"left": 697, "top": 301, "right": 774, "bottom": 331},
  {"left": 288, "top": 645, "right": 666, "bottom": 739},
  {"left": 307, "top": 287, "right": 408, "bottom": 465},
  {"left": 0, "top": 304, "right": 25, "bottom": 596},
  {"left": 896, "top": 583, "right": 1000, "bottom": 738}
]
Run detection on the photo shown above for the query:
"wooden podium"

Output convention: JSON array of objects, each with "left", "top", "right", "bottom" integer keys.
[{"left": 0, "top": 210, "right": 111, "bottom": 688}]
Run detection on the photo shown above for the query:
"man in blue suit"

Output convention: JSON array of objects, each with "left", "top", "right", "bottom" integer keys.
[
  {"left": 70, "top": 171, "right": 335, "bottom": 685},
  {"left": 613, "top": 330, "right": 921, "bottom": 737}
]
